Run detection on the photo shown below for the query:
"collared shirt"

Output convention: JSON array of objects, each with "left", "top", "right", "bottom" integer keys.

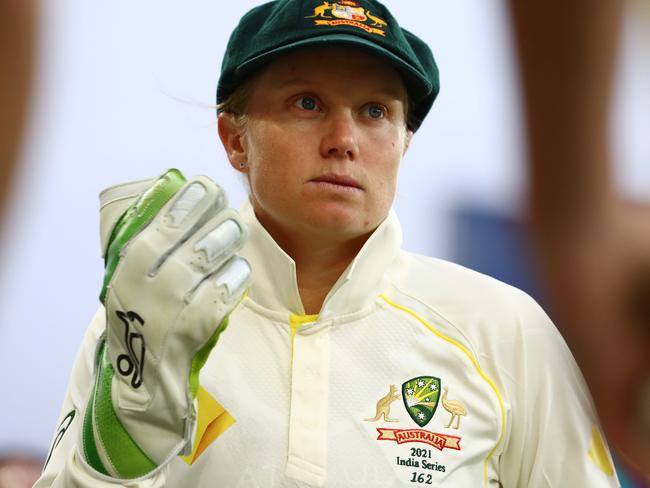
[{"left": 36, "top": 200, "right": 620, "bottom": 488}]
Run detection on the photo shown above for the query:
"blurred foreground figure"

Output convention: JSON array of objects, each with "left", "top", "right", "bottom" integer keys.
[
  {"left": 0, "top": 0, "right": 36, "bottom": 225},
  {"left": 0, "top": 3, "right": 42, "bottom": 487},
  {"left": 0, "top": 455, "right": 42, "bottom": 488},
  {"left": 509, "top": 0, "right": 650, "bottom": 475}
]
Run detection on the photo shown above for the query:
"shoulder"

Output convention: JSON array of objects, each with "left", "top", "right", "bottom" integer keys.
[
  {"left": 387, "top": 251, "right": 547, "bottom": 330},
  {"left": 382, "top": 250, "right": 562, "bottom": 370},
  {"left": 383, "top": 250, "right": 580, "bottom": 394}
]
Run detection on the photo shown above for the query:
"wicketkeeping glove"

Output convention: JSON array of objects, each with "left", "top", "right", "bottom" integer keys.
[{"left": 81, "top": 169, "right": 251, "bottom": 480}]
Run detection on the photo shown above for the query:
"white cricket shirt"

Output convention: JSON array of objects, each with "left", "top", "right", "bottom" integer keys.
[{"left": 36, "top": 200, "right": 620, "bottom": 487}]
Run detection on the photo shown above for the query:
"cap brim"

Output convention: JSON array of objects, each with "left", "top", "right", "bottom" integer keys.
[{"left": 232, "top": 33, "right": 432, "bottom": 105}]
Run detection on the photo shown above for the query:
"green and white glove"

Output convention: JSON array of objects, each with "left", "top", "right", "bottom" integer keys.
[{"left": 81, "top": 169, "right": 251, "bottom": 480}]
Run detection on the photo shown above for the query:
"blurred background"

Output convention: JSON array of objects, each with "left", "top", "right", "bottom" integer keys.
[{"left": 0, "top": 0, "right": 648, "bottom": 486}]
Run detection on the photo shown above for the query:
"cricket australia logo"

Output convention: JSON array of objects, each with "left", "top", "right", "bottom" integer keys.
[
  {"left": 115, "top": 310, "right": 146, "bottom": 389},
  {"left": 402, "top": 376, "right": 441, "bottom": 427},
  {"left": 365, "top": 376, "right": 463, "bottom": 453}
]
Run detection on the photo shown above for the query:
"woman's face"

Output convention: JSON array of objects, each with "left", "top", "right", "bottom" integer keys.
[{"left": 219, "top": 46, "right": 411, "bottom": 242}]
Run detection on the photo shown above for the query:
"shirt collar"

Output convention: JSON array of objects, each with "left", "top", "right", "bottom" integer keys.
[{"left": 238, "top": 200, "right": 402, "bottom": 318}]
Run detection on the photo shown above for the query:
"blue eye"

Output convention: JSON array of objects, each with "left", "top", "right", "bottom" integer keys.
[
  {"left": 365, "top": 104, "right": 386, "bottom": 119},
  {"left": 295, "top": 96, "right": 319, "bottom": 111}
]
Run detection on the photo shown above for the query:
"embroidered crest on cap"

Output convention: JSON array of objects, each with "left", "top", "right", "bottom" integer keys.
[{"left": 306, "top": 1, "right": 387, "bottom": 36}]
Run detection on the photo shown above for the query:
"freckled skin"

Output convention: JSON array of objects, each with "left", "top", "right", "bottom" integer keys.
[{"left": 226, "top": 47, "right": 411, "bottom": 244}]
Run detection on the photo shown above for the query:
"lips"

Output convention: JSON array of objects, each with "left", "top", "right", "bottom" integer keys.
[{"left": 309, "top": 174, "right": 363, "bottom": 190}]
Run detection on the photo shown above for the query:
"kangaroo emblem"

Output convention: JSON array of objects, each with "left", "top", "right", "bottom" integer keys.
[
  {"left": 365, "top": 10, "right": 387, "bottom": 27},
  {"left": 306, "top": 2, "right": 332, "bottom": 18},
  {"left": 365, "top": 385, "right": 401, "bottom": 422}
]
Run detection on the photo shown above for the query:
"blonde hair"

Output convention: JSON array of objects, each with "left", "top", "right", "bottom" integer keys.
[{"left": 217, "top": 75, "right": 258, "bottom": 128}]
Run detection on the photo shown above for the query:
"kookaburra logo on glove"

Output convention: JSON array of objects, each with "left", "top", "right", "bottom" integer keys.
[{"left": 115, "top": 310, "right": 146, "bottom": 389}]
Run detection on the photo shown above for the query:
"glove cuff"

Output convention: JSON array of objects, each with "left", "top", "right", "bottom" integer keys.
[{"left": 81, "top": 340, "right": 191, "bottom": 479}]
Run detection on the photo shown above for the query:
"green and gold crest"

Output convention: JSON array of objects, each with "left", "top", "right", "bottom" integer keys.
[{"left": 402, "top": 376, "right": 441, "bottom": 427}]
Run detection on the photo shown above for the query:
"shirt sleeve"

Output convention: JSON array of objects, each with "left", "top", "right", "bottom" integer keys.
[
  {"left": 495, "top": 294, "right": 620, "bottom": 488},
  {"left": 33, "top": 307, "right": 166, "bottom": 488}
]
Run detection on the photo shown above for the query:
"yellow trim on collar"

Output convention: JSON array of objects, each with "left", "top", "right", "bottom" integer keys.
[
  {"left": 380, "top": 294, "right": 506, "bottom": 488},
  {"left": 289, "top": 313, "right": 318, "bottom": 362},
  {"left": 289, "top": 313, "right": 319, "bottom": 338},
  {"left": 181, "top": 386, "right": 235, "bottom": 465}
]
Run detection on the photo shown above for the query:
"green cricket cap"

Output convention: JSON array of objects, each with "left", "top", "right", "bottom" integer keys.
[{"left": 217, "top": 0, "right": 439, "bottom": 131}]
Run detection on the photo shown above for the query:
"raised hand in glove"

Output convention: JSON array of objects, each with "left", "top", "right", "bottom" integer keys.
[{"left": 81, "top": 169, "right": 250, "bottom": 480}]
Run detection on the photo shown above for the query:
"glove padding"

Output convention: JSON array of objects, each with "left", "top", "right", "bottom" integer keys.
[{"left": 81, "top": 169, "right": 251, "bottom": 479}]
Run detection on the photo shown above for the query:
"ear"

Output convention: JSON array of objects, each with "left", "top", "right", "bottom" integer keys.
[{"left": 218, "top": 112, "right": 248, "bottom": 172}]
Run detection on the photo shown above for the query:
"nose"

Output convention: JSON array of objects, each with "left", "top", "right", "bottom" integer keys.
[{"left": 319, "top": 110, "right": 359, "bottom": 161}]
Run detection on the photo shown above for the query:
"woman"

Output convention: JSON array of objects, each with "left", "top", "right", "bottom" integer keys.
[{"left": 36, "top": 1, "right": 620, "bottom": 486}]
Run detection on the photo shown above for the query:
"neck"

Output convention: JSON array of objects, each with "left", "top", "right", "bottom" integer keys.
[
  {"left": 256, "top": 214, "right": 371, "bottom": 315},
  {"left": 293, "top": 236, "right": 367, "bottom": 315}
]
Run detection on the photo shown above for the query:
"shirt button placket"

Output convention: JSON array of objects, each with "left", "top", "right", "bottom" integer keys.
[{"left": 285, "top": 317, "right": 330, "bottom": 486}]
